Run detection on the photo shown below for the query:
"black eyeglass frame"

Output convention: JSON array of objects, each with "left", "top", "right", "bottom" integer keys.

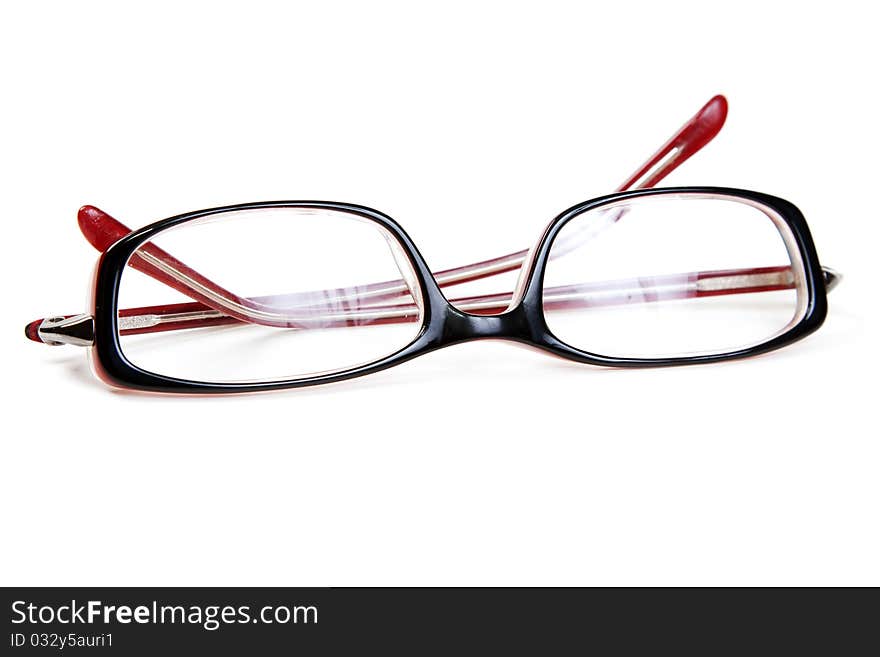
[{"left": 90, "top": 186, "right": 828, "bottom": 394}]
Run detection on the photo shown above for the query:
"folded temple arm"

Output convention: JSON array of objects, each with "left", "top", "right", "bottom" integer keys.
[
  {"left": 111, "top": 265, "right": 804, "bottom": 333},
  {"left": 27, "top": 260, "right": 821, "bottom": 345}
]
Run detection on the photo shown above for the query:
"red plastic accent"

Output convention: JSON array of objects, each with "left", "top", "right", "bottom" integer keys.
[
  {"left": 78, "top": 206, "right": 133, "bottom": 252},
  {"left": 24, "top": 318, "right": 43, "bottom": 342},
  {"left": 616, "top": 95, "right": 728, "bottom": 191}
]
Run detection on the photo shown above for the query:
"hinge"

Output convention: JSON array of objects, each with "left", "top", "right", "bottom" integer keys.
[
  {"left": 822, "top": 267, "right": 842, "bottom": 293},
  {"left": 38, "top": 314, "right": 95, "bottom": 347}
]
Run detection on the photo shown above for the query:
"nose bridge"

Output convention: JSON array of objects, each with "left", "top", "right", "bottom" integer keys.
[{"left": 441, "top": 304, "right": 531, "bottom": 344}]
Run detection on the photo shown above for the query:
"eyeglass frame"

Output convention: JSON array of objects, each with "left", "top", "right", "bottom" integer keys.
[
  {"left": 26, "top": 95, "right": 838, "bottom": 393},
  {"left": 74, "top": 186, "right": 827, "bottom": 393}
]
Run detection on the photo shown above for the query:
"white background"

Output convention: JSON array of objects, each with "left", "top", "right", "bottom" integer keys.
[{"left": 2, "top": 1, "right": 876, "bottom": 585}]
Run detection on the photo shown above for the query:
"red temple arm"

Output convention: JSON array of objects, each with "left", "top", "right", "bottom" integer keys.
[
  {"left": 82, "top": 95, "right": 729, "bottom": 308},
  {"left": 400, "top": 95, "right": 730, "bottom": 290},
  {"left": 25, "top": 265, "right": 792, "bottom": 339},
  {"left": 78, "top": 207, "right": 311, "bottom": 328},
  {"left": 24, "top": 263, "right": 796, "bottom": 342}
]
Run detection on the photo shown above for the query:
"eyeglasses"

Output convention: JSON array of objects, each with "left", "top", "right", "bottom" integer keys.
[{"left": 27, "top": 95, "right": 840, "bottom": 394}]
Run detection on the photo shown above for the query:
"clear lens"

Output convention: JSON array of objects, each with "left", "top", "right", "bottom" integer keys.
[
  {"left": 117, "top": 207, "right": 424, "bottom": 383},
  {"left": 541, "top": 193, "right": 808, "bottom": 358}
]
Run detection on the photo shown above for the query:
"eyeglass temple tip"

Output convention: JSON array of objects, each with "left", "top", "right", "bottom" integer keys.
[
  {"left": 78, "top": 204, "right": 128, "bottom": 253},
  {"left": 618, "top": 93, "right": 728, "bottom": 192},
  {"left": 684, "top": 94, "right": 728, "bottom": 146}
]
